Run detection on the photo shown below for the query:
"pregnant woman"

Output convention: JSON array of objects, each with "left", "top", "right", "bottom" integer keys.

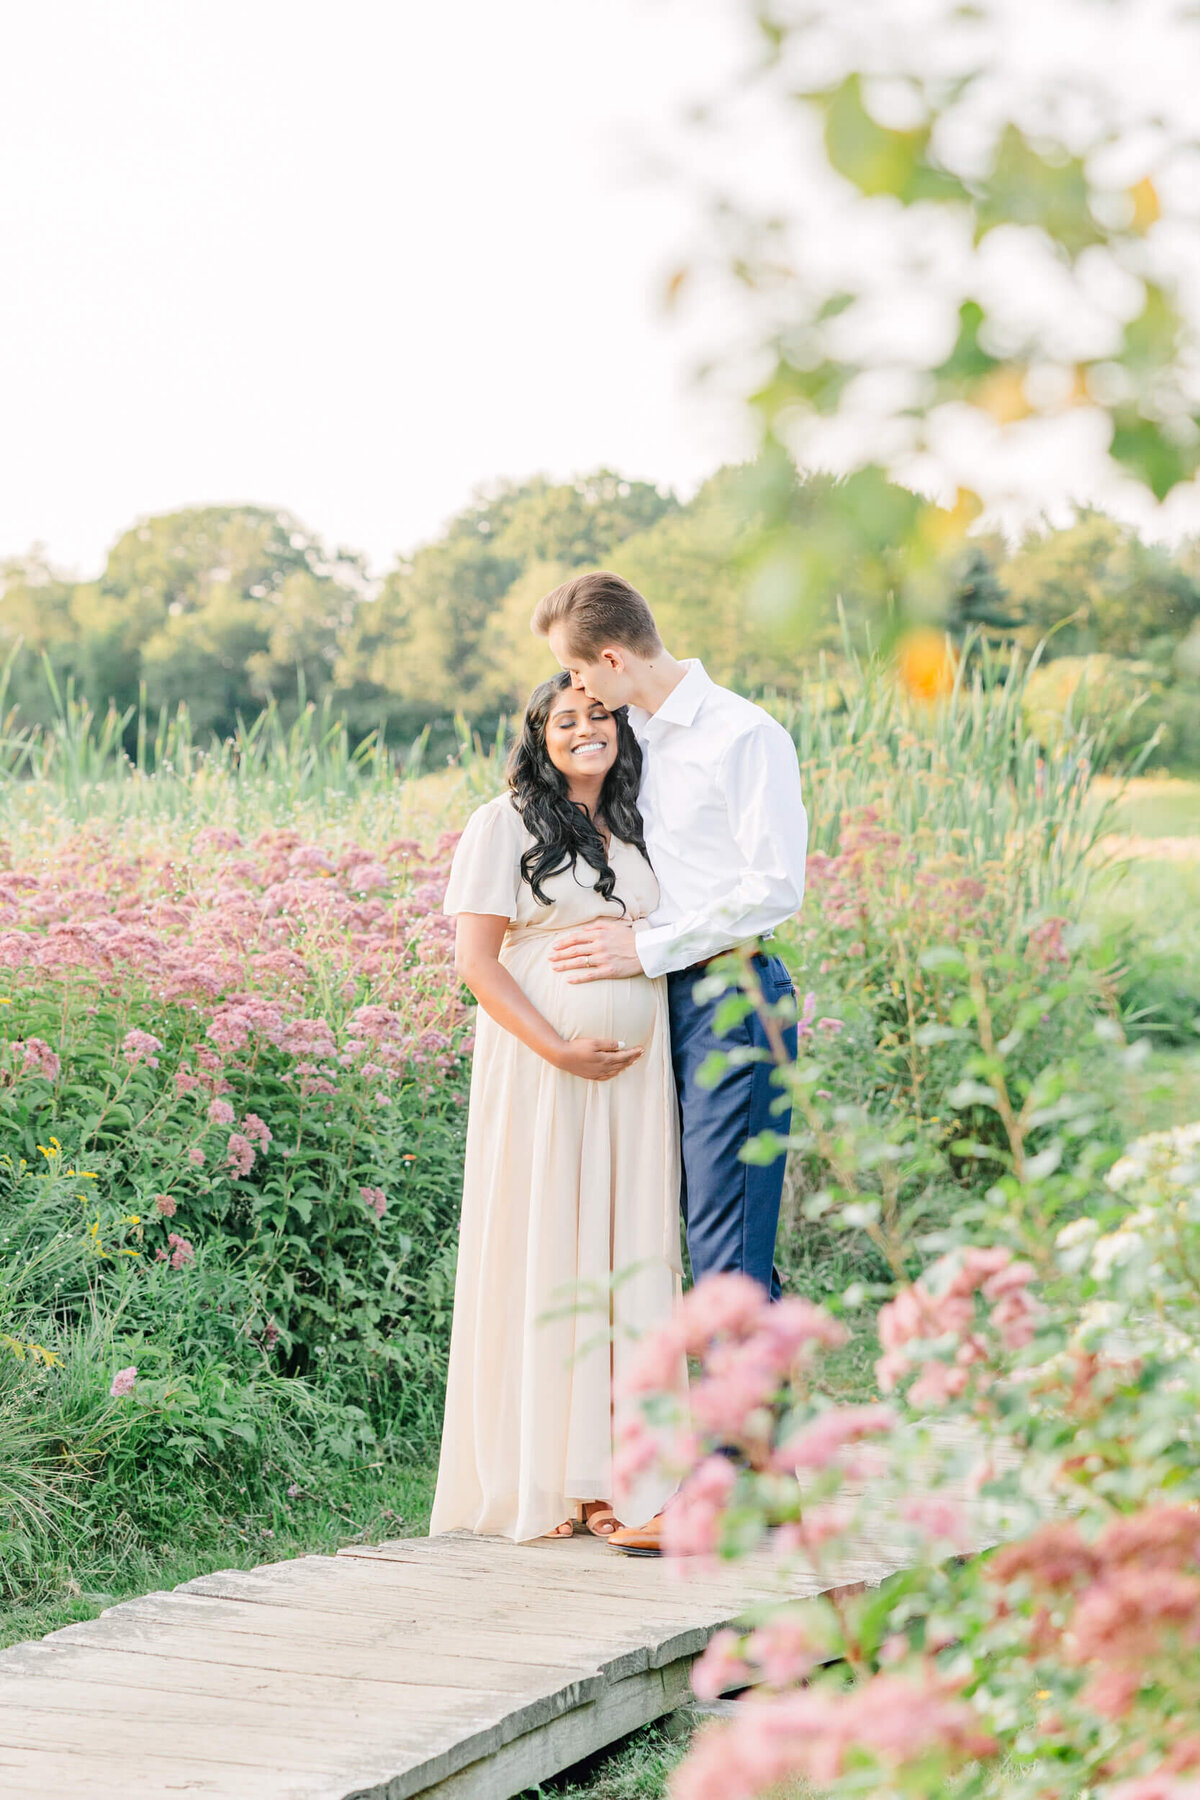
[{"left": 430, "top": 673, "right": 682, "bottom": 1543}]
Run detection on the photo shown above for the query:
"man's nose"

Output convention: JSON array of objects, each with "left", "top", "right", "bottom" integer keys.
[{"left": 571, "top": 672, "right": 587, "bottom": 690}]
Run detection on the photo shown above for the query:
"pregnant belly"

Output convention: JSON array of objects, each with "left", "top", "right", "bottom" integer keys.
[{"left": 506, "top": 940, "right": 658, "bottom": 1049}]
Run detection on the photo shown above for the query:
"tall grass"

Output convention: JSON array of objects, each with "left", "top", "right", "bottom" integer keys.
[
  {"left": 2, "top": 634, "right": 1128, "bottom": 903},
  {"left": 767, "top": 635, "right": 1134, "bottom": 914},
  {"left": 0, "top": 646, "right": 432, "bottom": 835}
]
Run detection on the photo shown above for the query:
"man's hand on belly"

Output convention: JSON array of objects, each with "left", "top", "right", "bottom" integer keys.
[{"left": 549, "top": 918, "right": 643, "bottom": 983}]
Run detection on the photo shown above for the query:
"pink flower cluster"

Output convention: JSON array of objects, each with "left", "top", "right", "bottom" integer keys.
[
  {"left": 991, "top": 1507, "right": 1200, "bottom": 1723},
  {"left": 7, "top": 1037, "right": 61, "bottom": 1083},
  {"left": 1027, "top": 914, "right": 1070, "bottom": 969},
  {"left": 164, "top": 1232, "right": 194, "bottom": 1269},
  {"left": 692, "top": 1611, "right": 822, "bottom": 1703},
  {"left": 0, "top": 824, "right": 472, "bottom": 1114},
  {"left": 619, "top": 1274, "right": 857, "bottom": 1555},
  {"left": 673, "top": 1674, "right": 996, "bottom": 1800},
  {"left": 805, "top": 807, "right": 994, "bottom": 954},
  {"left": 109, "top": 1366, "right": 137, "bottom": 1398},
  {"left": 360, "top": 1185, "right": 387, "bottom": 1219},
  {"left": 122, "top": 1028, "right": 163, "bottom": 1068},
  {"left": 226, "top": 1133, "right": 255, "bottom": 1177},
  {"left": 876, "top": 1246, "right": 1040, "bottom": 1405}
]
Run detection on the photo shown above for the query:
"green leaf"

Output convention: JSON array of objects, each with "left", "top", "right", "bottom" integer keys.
[
  {"left": 819, "top": 76, "right": 967, "bottom": 205},
  {"left": 1109, "top": 406, "right": 1200, "bottom": 501}
]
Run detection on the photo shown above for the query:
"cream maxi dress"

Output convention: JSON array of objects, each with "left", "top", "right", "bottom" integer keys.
[{"left": 430, "top": 793, "right": 683, "bottom": 1543}]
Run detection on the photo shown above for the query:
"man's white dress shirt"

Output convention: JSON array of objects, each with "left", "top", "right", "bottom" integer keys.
[{"left": 628, "top": 660, "right": 808, "bottom": 979}]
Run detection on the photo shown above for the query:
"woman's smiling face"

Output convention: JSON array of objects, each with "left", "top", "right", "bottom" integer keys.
[{"left": 543, "top": 687, "right": 618, "bottom": 788}]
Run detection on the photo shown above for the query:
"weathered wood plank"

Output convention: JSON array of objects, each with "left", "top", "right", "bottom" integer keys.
[
  {"left": 3, "top": 1624, "right": 585, "bottom": 1694},
  {"left": 0, "top": 1744, "right": 335, "bottom": 1800},
  {"left": 347, "top": 1659, "right": 696, "bottom": 1800},
  {"left": 0, "top": 1638, "right": 520, "bottom": 1715},
  {"left": 48, "top": 1591, "right": 628, "bottom": 1671}
]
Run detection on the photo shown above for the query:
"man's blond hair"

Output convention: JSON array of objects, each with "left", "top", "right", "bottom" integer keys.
[{"left": 531, "top": 570, "right": 662, "bottom": 661}]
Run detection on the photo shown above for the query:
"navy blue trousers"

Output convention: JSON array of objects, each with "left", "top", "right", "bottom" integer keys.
[{"left": 667, "top": 953, "right": 797, "bottom": 1300}]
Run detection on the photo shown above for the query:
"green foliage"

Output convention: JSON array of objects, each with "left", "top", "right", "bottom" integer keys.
[
  {"left": 5, "top": 472, "right": 1200, "bottom": 771},
  {"left": 676, "top": 0, "right": 1200, "bottom": 644}
]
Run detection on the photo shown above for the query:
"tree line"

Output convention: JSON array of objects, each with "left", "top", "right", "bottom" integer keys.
[{"left": 3, "top": 462, "right": 1199, "bottom": 764}]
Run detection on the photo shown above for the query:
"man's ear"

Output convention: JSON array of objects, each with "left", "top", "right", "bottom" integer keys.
[{"left": 601, "top": 646, "right": 626, "bottom": 673}]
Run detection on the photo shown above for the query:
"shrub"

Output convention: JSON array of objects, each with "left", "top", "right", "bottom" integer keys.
[
  {"left": 623, "top": 1113, "right": 1200, "bottom": 1800},
  {"left": 0, "top": 823, "right": 472, "bottom": 1435}
]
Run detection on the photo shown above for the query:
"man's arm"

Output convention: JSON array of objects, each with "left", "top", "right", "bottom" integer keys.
[{"left": 550, "top": 723, "right": 808, "bottom": 984}]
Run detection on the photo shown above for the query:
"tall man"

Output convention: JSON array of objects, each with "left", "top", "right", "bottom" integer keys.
[{"left": 532, "top": 571, "right": 808, "bottom": 1550}]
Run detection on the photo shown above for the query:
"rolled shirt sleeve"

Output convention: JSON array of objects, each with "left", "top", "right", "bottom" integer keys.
[{"left": 633, "top": 721, "right": 808, "bottom": 979}]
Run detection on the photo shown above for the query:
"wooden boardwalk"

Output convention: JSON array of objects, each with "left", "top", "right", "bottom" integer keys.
[
  {"left": 0, "top": 1422, "right": 1006, "bottom": 1799},
  {"left": 0, "top": 1523, "right": 925, "bottom": 1800}
]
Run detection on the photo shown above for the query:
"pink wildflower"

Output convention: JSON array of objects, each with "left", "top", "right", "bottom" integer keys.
[
  {"left": 671, "top": 1674, "right": 996, "bottom": 1800},
  {"left": 908, "top": 1361, "right": 970, "bottom": 1407},
  {"left": 623, "top": 1321, "right": 687, "bottom": 1396},
  {"left": 901, "top": 1494, "right": 969, "bottom": 1549},
  {"left": 677, "top": 1272, "right": 770, "bottom": 1356},
  {"left": 691, "top": 1628, "right": 750, "bottom": 1702},
  {"left": 663, "top": 1456, "right": 738, "bottom": 1559},
  {"left": 226, "top": 1133, "right": 255, "bottom": 1177},
  {"left": 12, "top": 1037, "right": 60, "bottom": 1082},
  {"left": 785, "top": 1502, "right": 852, "bottom": 1552},
  {"left": 207, "top": 1097, "right": 234, "bottom": 1126},
  {"left": 121, "top": 1028, "right": 163, "bottom": 1068},
  {"left": 775, "top": 1404, "right": 897, "bottom": 1472},
  {"left": 345, "top": 860, "right": 389, "bottom": 892},
  {"left": 109, "top": 1366, "right": 137, "bottom": 1398},
  {"left": 1072, "top": 1568, "right": 1200, "bottom": 1664},
  {"left": 690, "top": 1345, "right": 780, "bottom": 1440},
  {"left": 1027, "top": 915, "right": 1069, "bottom": 968},
  {"left": 989, "top": 1521, "right": 1099, "bottom": 1592},
  {"left": 187, "top": 1146, "right": 205, "bottom": 1167},
  {"left": 745, "top": 1612, "right": 820, "bottom": 1687},
  {"left": 612, "top": 1412, "right": 659, "bottom": 1490},
  {"left": 280, "top": 1017, "right": 338, "bottom": 1060},
  {"left": 1097, "top": 1506, "right": 1200, "bottom": 1574},
  {"left": 241, "top": 1112, "right": 272, "bottom": 1148},
  {"left": 360, "top": 1184, "right": 387, "bottom": 1219},
  {"left": 167, "top": 1232, "right": 195, "bottom": 1269},
  {"left": 154, "top": 1193, "right": 177, "bottom": 1217}
]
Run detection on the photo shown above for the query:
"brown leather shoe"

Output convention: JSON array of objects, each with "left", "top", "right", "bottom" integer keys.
[{"left": 606, "top": 1511, "right": 665, "bottom": 1557}]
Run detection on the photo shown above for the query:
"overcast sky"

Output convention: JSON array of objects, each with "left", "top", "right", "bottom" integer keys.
[
  {"left": 0, "top": 0, "right": 755, "bottom": 579},
  {"left": 2, "top": 0, "right": 1198, "bottom": 581}
]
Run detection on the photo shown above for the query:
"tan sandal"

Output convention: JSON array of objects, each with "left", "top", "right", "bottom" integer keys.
[
  {"left": 542, "top": 1518, "right": 576, "bottom": 1540},
  {"left": 583, "top": 1502, "right": 622, "bottom": 1538}
]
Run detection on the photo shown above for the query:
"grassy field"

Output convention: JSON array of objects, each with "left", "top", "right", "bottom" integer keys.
[{"left": 1093, "top": 772, "right": 1200, "bottom": 838}]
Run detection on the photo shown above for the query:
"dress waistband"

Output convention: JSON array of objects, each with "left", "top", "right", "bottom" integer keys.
[{"left": 505, "top": 918, "right": 643, "bottom": 939}]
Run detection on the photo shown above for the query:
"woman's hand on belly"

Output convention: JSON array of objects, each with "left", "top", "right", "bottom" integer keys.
[{"left": 553, "top": 1038, "right": 644, "bottom": 1081}]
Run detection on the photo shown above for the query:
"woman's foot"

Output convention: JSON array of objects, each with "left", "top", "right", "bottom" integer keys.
[
  {"left": 583, "top": 1501, "right": 623, "bottom": 1538},
  {"left": 543, "top": 1518, "right": 576, "bottom": 1539}
]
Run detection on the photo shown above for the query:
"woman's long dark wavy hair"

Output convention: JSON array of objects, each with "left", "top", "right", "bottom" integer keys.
[{"left": 507, "top": 672, "right": 649, "bottom": 909}]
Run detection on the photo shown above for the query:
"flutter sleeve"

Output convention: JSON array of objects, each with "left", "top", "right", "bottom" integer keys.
[{"left": 443, "top": 797, "right": 524, "bottom": 920}]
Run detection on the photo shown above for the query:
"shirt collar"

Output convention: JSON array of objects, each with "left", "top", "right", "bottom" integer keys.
[{"left": 638, "top": 659, "right": 711, "bottom": 731}]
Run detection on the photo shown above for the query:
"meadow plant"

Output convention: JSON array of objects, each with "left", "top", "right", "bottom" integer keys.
[
  {"left": 622, "top": 1058, "right": 1200, "bottom": 1797},
  {"left": 0, "top": 819, "right": 474, "bottom": 1440}
]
